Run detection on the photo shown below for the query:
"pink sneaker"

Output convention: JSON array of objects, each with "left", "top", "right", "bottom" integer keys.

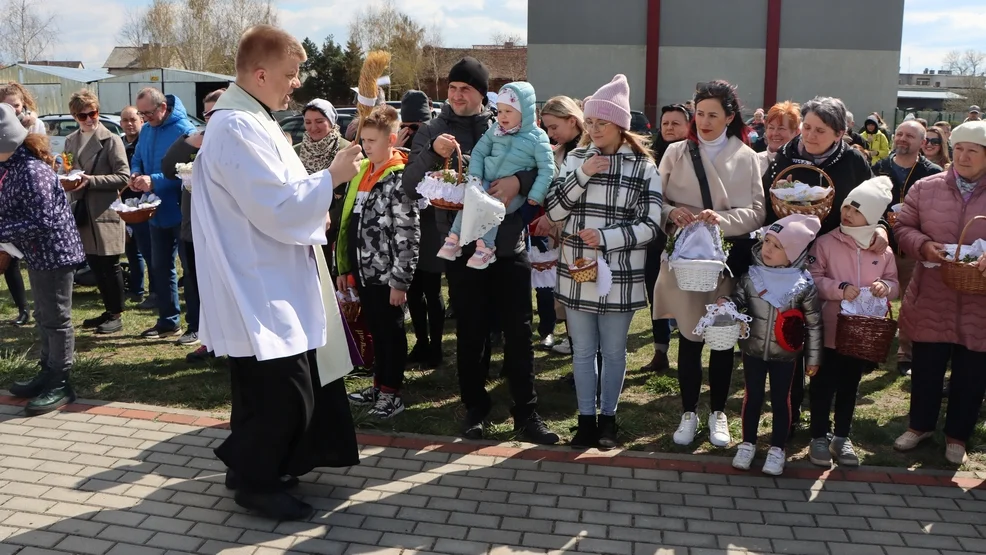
[
  {"left": 436, "top": 235, "right": 461, "bottom": 261},
  {"left": 467, "top": 243, "right": 496, "bottom": 269}
]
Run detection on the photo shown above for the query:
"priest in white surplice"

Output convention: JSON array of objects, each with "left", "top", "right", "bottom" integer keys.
[{"left": 191, "top": 25, "right": 364, "bottom": 521}]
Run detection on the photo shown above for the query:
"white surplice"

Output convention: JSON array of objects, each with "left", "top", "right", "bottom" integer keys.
[{"left": 190, "top": 83, "right": 353, "bottom": 385}]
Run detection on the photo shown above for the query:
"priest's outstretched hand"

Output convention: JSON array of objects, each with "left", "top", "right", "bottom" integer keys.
[{"left": 329, "top": 143, "right": 364, "bottom": 187}]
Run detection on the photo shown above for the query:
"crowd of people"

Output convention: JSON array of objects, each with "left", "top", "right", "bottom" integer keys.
[{"left": 1, "top": 23, "right": 985, "bottom": 519}]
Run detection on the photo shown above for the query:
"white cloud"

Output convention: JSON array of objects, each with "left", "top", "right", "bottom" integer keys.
[{"left": 47, "top": 0, "right": 128, "bottom": 68}]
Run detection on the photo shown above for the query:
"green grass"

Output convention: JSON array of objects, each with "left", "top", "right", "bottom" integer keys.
[{"left": 1, "top": 269, "right": 983, "bottom": 471}]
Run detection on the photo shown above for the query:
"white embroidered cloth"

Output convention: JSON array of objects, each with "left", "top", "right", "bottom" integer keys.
[
  {"left": 459, "top": 183, "right": 506, "bottom": 246},
  {"left": 416, "top": 171, "right": 481, "bottom": 204},
  {"left": 921, "top": 239, "right": 986, "bottom": 268},
  {"left": 770, "top": 181, "right": 831, "bottom": 202},
  {"left": 0, "top": 243, "right": 24, "bottom": 259},
  {"left": 840, "top": 288, "right": 889, "bottom": 317},
  {"left": 111, "top": 194, "right": 161, "bottom": 212},
  {"left": 693, "top": 302, "right": 753, "bottom": 337},
  {"left": 669, "top": 222, "right": 727, "bottom": 263},
  {"left": 176, "top": 162, "right": 194, "bottom": 191},
  {"left": 335, "top": 289, "right": 359, "bottom": 303},
  {"left": 530, "top": 247, "right": 559, "bottom": 289},
  {"left": 595, "top": 257, "right": 613, "bottom": 297}
]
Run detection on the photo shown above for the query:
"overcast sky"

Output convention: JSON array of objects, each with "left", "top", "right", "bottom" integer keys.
[{"left": 46, "top": 0, "right": 986, "bottom": 74}]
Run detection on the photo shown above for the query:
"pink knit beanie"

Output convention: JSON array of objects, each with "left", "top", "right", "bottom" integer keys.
[
  {"left": 583, "top": 74, "right": 631, "bottom": 130},
  {"left": 765, "top": 214, "right": 821, "bottom": 263}
]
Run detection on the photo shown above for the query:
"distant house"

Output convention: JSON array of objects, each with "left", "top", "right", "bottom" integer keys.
[
  {"left": 420, "top": 44, "right": 527, "bottom": 102},
  {"left": 103, "top": 45, "right": 185, "bottom": 75},
  {"left": 18, "top": 61, "right": 85, "bottom": 69}
]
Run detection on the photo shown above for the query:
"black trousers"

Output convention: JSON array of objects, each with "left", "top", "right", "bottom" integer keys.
[
  {"left": 182, "top": 241, "right": 200, "bottom": 332},
  {"left": 407, "top": 269, "right": 444, "bottom": 352},
  {"left": 446, "top": 251, "right": 537, "bottom": 422},
  {"left": 86, "top": 254, "right": 125, "bottom": 315},
  {"left": 357, "top": 283, "right": 407, "bottom": 392},
  {"left": 644, "top": 237, "right": 672, "bottom": 346},
  {"left": 742, "top": 355, "right": 796, "bottom": 448},
  {"left": 809, "top": 348, "right": 866, "bottom": 439},
  {"left": 910, "top": 342, "right": 986, "bottom": 442},
  {"left": 3, "top": 257, "right": 28, "bottom": 312},
  {"left": 217, "top": 350, "right": 359, "bottom": 492},
  {"left": 678, "top": 336, "right": 734, "bottom": 413}
]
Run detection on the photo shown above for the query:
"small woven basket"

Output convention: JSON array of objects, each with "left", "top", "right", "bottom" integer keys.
[
  {"left": 704, "top": 321, "right": 744, "bottom": 351},
  {"left": 340, "top": 299, "right": 361, "bottom": 323},
  {"left": 671, "top": 259, "right": 725, "bottom": 292},
  {"left": 770, "top": 164, "right": 835, "bottom": 221},
  {"left": 886, "top": 211, "right": 898, "bottom": 227},
  {"left": 59, "top": 176, "right": 83, "bottom": 192},
  {"left": 940, "top": 215, "right": 986, "bottom": 296},
  {"left": 0, "top": 251, "right": 11, "bottom": 273},
  {"left": 117, "top": 207, "right": 157, "bottom": 224},
  {"left": 561, "top": 235, "right": 598, "bottom": 283},
  {"left": 531, "top": 260, "right": 558, "bottom": 272},
  {"left": 426, "top": 143, "right": 465, "bottom": 211},
  {"left": 835, "top": 304, "right": 897, "bottom": 364}
]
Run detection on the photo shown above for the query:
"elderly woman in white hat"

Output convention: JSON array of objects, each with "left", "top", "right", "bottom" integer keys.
[{"left": 893, "top": 120, "right": 986, "bottom": 465}]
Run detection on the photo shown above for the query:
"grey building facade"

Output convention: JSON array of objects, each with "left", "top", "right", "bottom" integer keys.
[{"left": 528, "top": 0, "right": 904, "bottom": 122}]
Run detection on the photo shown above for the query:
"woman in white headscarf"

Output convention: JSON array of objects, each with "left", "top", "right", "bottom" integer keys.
[{"left": 297, "top": 99, "right": 350, "bottom": 174}]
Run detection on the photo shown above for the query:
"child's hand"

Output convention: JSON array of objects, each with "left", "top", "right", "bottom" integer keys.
[
  {"left": 578, "top": 228, "right": 602, "bottom": 248},
  {"left": 581, "top": 155, "right": 609, "bottom": 177},
  {"left": 390, "top": 287, "right": 407, "bottom": 307},
  {"left": 806, "top": 365, "right": 819, "bottom": 377},
  {"left": 843, "top": 285, "right": 860, "bottom": 301},
  {"left": 527, "top": 198, "right": 539, "bottom": 206},
  {"left": 870, "top": 280, "right": 889, "bottom": 298},
  {"left": 336, "top": 274, "right": 350, "bottom": 293}
]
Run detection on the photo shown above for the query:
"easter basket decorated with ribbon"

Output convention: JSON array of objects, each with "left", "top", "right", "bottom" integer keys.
[
  {"left": 694, "top": 302, "right": 752, "bottom": 351},
  {"left": 416, "top": 143, "right": 480, "bottom": 211}
]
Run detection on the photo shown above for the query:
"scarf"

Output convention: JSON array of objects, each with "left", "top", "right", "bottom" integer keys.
[
  {"left": 299, "top": 129, "right": 342, "bottom": 174},
  {"left": 840, "top": 224, "right": 878, "bottom": 249},
  {"left": 797, "top": 139, "right": 839, "bottom": 166},
  {"left": 494, "top": 123, "right": 521, "bottom": 137},
  {"left": 954, "top": 168, "right": 979, "bottom": 197},
  {"left": 748, "top": 245, "right": 813, "bottom": 308}
]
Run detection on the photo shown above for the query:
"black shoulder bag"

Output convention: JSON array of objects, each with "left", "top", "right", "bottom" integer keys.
[{"left": 686, "top": 141, "right": 756, "bottom": 276}]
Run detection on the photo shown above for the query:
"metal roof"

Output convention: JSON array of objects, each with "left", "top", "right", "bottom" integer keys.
[
  {"left": 17, "top": 64, "right": 114, "bottom": 83},
  {"left": 897, "top": 89, "right": 966, "bottom": 100}
]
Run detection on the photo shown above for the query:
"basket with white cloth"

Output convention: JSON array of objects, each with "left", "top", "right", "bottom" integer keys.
[
  {"left": 694, "top": 302, "right": 752, "bottom": 351},
  {"left": 667, "top": 222, "right": 730, "bottom": 292},
  {"left": 415, "top": 143, "right": 481, "bottom": 211},
  {"left": 176, "top": 162, "right": 194, "bottom": 192}
]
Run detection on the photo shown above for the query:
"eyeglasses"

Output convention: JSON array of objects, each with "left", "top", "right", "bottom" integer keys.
[
  {"left": 75, "top": 110, "right": 99, "bottom": 121},
  {"left": 584, "top": 120, "right": 613, "bottom": 132},
  {"left": 927, "top": 138, "right": 942, "bottom": 145},
  {"left": 137, "top": 105, "right": 163, "bottom": 119}
]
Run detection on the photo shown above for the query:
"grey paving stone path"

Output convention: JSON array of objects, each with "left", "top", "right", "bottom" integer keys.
[{"left": 0, "top": 402, "right": 985, "bottom": 555}]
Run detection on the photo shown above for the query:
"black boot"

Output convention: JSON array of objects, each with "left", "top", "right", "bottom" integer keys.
[
  {"left": 233, "top": 489, "right": 313, "bottom": 521},
  {"left": 427, "top": 343, "right": 444, "bottom": 369},
  {"left": 25, "top": 372, "right": 76, "bottom": 416},
  {"left": 598, "top": 414, "right": 619, "bottom": 450},
  {"left": 570, "top": 414, "right": 598, "bottom": 449},
  {"left": 407, "top": 342, "right": 430, "bottom": 364},
  {"left": 12, "top": 309, "right": 30, "bottom": 326},
  {"left": 9, "top": 366, "right": 49, "bottom": 399},
  {"left": 225, "top": 469, "right": 299, "bottom": 490}
]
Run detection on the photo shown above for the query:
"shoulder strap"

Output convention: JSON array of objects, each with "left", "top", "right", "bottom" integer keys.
[{"left": 687, "top": 140, "right": 714, "bottom": 210}]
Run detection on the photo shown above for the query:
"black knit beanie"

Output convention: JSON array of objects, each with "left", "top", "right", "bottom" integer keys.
[
  {"left": 400, "top": 90, "right": 432, "bottom": 123},
  {"left": 447, "top": 57, "right": 489, "bottom": 99}
]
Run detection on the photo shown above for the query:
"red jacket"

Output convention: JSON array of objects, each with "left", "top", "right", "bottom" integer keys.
[
  {"left": 809, "top": 229, "right": 900, "bottom": 349},
  {"left": 893, "top": 170, "right": 986, "bottom": 351}
]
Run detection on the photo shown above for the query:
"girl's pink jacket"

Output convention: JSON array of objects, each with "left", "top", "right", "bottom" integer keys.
[
  {"left": 808, "top": 229, "right": 900, "bottom": 349},
  {"left": 893, "top": 170, "right": 986, "bottom": 352}
]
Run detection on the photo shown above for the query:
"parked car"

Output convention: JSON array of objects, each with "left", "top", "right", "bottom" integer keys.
[
  {"left": 280, "top": 115, "right": 305, "bottom": 145},
  {"left": 42, "top": 114, "right": 124, "bottom": 153},
  {"left": 630, "top": 110, "right": 653, "bottom": 134}
]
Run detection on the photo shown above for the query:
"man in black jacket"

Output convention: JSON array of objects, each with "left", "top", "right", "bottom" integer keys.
[
  {"left": 402, "top": 57, "right": 558, "bottom": 445},
  {"left": 873, "top": 120, "right": 942, "bottom": 377}
]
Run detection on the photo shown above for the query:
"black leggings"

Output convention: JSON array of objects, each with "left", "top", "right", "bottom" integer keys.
[
  {"left": 809, "top": 348, "right": 866, "bottom": 438},
  {"left": 742, "top": 356, "right": 795, "bottom": 448},
  {"left": 678, "top": 336, "right": 734, "bottom": 413},
  {"left": 3, "top": 258, "right": 28, "bottom": 312},
  {"left": 407, "top": 269, "right": 444, "bottom": 350}
]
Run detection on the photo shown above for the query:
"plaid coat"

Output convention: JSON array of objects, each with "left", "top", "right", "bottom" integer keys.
[{"left": 546, "top": 144, "right": 663, "bottom": 314}]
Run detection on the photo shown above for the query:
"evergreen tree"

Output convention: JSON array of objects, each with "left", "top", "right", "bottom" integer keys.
[{"left": 340, "top": 37, "right": 364, "bottom": 105}]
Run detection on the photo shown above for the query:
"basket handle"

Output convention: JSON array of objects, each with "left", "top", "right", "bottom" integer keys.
[
  {"left": 772, "top": 164, "right": 835, "bottom": 190},
  {"left": 950, "top": 215, "right": 986, "bottom": 262},
  {"left": 560, "top": 233, "right": 599, "bottom": 267},
  {"left": 441, "top": 142, "right": 465, "bottom": 185}
]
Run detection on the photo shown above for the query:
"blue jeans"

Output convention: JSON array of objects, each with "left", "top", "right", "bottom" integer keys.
[
  {"left": 130, "top": 222, "right": 155, "bottom": 297},
  {"left": 567, "top": 309, "right": 634, "bottom": 416},
  {"left": 150, "top": 224, "right": 181, "bottom": 329},
  {"left": 450, "top": 182, "right": 526, "bottom": 247}
]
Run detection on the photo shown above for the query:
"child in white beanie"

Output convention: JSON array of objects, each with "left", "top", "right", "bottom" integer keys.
[{"left": 807, "top": 175, "right": 900, "bottom": 468}]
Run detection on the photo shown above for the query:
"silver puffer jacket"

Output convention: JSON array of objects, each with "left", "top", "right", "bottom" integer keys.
[{"left": 730, "top": 245, "right": 823, "bottom": 368}]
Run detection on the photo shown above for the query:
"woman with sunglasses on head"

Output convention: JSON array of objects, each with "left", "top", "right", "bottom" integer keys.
[
  {"left": 922, "top": 126, "right": 951, "bottom": 170},
  {"left": 63, "top": 89, "right": 130, "bottom": 335}
]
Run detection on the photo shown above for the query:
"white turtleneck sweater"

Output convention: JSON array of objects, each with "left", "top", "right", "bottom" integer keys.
[{"left": 698, "top": 129, "right": 728, "bottom": 162}]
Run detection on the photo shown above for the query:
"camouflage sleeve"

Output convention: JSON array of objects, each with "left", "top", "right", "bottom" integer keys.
[{"left": 389, "top": 173, "right": 420, "bottom": 291}]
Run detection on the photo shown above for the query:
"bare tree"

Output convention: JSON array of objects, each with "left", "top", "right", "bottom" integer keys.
[
  {"left": 422, "top": 23, "right": 450, "bottom": 100},
  {"left": 348, "top": 0, "right": 428, "bottom": 98},
  {"left": 489, "top": 31, "right": 525, "bottom": 47},
  {"left": 943, "top": 49, "right": 986, "bottom": 76},
  {"left": 0, "top": 0, "right": 59, "bottom": 64}
]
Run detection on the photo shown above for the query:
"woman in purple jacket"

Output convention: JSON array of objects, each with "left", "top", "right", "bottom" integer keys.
[{"left": 0, "top": 103, "right": 86, "bottom": 416}]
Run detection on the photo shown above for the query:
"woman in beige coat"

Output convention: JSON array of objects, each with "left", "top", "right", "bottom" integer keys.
[
  {"left": 653, "top": 81, "right": 766, "bottom": 448},
  {"left": 63, "top": 89, "right": 130, "bottom": 334}
]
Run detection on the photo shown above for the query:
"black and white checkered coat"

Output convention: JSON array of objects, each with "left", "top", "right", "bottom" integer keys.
[{"left": 546, "top": 144, "right": 663, "bottom": 314}]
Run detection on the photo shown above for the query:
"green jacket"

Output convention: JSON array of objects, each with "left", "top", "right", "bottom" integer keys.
[{"left": 860, "top": 131, "right": 890, "bottom": 165}]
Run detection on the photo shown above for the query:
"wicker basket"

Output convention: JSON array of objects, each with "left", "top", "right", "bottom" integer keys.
[
  {"left": 426, "top": 143, "right": 466, "bottom": 211},
  {"left": 59, "top": 175, "right": 83, "bottom": 192},
  {"left": 704, "top": 321, "right": 744, "bottom": 351},
  {"left": 561, "top": 235, "right": 598, "bottom": 283},
  {"left": 941, "top": 215, "right": 986, "bottom": 295},
  {"left": 531, "top": 260, "right": 558, "bottom": 272},
  {"left": 835, "top": 304, "right": 898, "bottom": 364},
  {"left": 671, "top": 259, "right": 726, "bottom": 292},
  {"left": 770, "top": 164, "right": 835, "bottom": 221},
  {"left": 0, "top": 251, "right": 11, "bottom": 273},
  {"left": 117, "top": 207, "right": 157, "bottom": 224},
  {"left": 340, "top": 299, "right": 361, "bottom": 323},
  {"left": 886, "top": 211, "right": 898, "bottom": 227}
]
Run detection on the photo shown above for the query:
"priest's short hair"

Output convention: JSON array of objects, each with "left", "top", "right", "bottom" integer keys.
[{"left": 235, "top": 24, "right": 306, "bottom": 75}]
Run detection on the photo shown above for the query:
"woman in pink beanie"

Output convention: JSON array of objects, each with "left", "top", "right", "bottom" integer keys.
[{"left": 545, "top": 74, "right": 663, "bottom": 449}]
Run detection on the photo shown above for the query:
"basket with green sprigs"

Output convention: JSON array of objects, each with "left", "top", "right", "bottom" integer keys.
[
  {"left": 415, "top": 143, "right": 481, "bottom": 211},
  {"left": 941, "top": 216, "right": 986, "bottom": 295}
]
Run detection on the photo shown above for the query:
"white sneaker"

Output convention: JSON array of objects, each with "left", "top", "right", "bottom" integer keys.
[
  {"left": 673, "top": 412, "right": 698, "bottom": 445},
  {"left": 732, "top": 442, "right": 755, "bottom": 470},
  {"left": 708, "top": 411, "right": 731, "bottom": 447},
  {"left": 762, "top": 446, "right": 786, "bottom": 476},
  {"left": 551, "top": 341, "right": 572, "bottom": 355}
]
